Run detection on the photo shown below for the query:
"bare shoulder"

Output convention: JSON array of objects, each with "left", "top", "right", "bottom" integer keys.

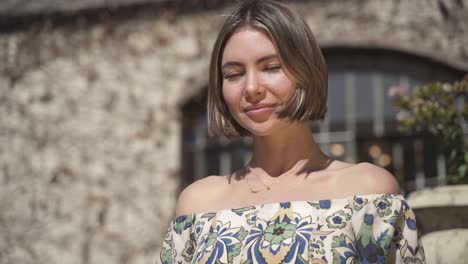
[
  {"left": 175, "top": 175, "right": 229, "bottom": 217},
  {"left": 344, "top": 162, "right": 401, "bottom": 195}
]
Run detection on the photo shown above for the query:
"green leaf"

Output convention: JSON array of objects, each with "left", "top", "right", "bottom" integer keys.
[
  {"left": 458, "top": 164, "right": 467, "bottom": 178},
  {"left": 451, "top": 149, "right": 458, "bottom": 159}
]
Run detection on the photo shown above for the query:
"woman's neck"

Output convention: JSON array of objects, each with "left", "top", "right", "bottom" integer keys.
[{"left": 250, "top": 122, "right": 330, "bottom": 177}]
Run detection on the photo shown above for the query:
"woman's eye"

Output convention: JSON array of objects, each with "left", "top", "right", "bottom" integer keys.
[
  {"left": 265, "top": 65, "right": 281, "bottom": 72},
  {"left": 224, "top": 72, "right": 243, "bottom": 80}
]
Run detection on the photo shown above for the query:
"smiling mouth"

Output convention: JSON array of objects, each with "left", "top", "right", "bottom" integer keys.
[{"left": 244, "top": 104, "right": 276, "bottom": 116}]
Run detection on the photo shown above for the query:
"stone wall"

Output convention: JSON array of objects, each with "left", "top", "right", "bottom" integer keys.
[
  {"left": 0, "top": 1, "right": 467, "bottom": 263},
  {"left": 0, "top": 9, "right": 219, "bottom": 264}
]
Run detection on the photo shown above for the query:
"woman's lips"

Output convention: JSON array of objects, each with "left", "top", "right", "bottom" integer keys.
[{"left": 244, "top": 104, "right": 276, "bottom": 117}]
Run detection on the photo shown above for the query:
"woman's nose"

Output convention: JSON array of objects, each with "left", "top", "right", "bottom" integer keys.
[{"left": 244, "top": 71, "right": 265, "bottom": 99}]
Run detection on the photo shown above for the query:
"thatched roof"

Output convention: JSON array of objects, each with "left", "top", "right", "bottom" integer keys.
[
  {"left": 0, "top": 0, "right": 234, "bottom": 17},
  {"left": 0, "top": 0, "right": 232, "bottom": 32},
  {"left": 0, "top": 0, "right": 169, "bottom": 16}
]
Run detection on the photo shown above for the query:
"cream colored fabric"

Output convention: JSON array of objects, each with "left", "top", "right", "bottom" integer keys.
[{"left": 158, "top": 194, "right": 425, "bottom": 264}]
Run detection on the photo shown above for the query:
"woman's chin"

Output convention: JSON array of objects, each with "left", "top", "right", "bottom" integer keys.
[
  {"left": 249, "top": 131, "right": 271, "bottom": 137},
  {"left": 244, "top": 124, "right": 283, "bottom": 137},
  {"left": 236, "top": 116, "right": 292, "bottom": 137}
]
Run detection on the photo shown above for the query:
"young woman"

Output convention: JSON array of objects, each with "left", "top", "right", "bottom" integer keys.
[{"left": 158, "top": 1, "right": 425, "bottom": 263}]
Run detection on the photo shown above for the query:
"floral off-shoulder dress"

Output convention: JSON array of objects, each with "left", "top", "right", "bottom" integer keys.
[{"left": 157, "top": 194, "right": 425, "bottom": 264}]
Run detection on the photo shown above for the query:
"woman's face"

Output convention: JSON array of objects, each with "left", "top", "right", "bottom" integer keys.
[{"left": 221, "top": 27, "right": 296, "bottom": 136}]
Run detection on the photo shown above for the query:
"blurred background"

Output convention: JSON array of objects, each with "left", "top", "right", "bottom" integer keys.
[{"left": 0, "top": 0, "right": 467, "bottom": 263}]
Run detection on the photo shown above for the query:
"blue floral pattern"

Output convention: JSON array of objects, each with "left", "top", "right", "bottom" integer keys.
[{"left": 158, "top": 194, "right": 425, "bottom": 263}]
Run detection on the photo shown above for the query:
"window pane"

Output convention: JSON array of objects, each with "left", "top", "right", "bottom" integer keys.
[
  {"left": 328, "top": 70, "right": 346, "bottom": 131},
  {"left": 354, "top": 71, "right": 373, "bottom": 134}
]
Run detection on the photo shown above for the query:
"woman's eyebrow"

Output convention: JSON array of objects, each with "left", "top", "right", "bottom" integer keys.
[
  {"left": 222, "top": 61, "right": 243, "bottom": 70},
  {"left": 222, "top": 54, "right": 278, "bottom": 70},
  {"left": 256, "top": 54, "right": 278, "bottom": 64}
]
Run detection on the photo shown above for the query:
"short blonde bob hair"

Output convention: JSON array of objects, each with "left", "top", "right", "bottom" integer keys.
[{"left": 207, "top": 0, "right": 327, "bottom": 137}]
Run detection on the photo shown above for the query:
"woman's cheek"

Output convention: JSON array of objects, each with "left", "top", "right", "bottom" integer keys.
[
  {"left": 222, "top": 85, "right": 241, "bottom": 110},
  {"left": 268, "top": 75, "right": 296, "bottom": 101}
]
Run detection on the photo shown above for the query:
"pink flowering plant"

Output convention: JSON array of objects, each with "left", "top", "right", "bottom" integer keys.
[{"left": 389, "top": 76, "right": 468, "bottom": 184}]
